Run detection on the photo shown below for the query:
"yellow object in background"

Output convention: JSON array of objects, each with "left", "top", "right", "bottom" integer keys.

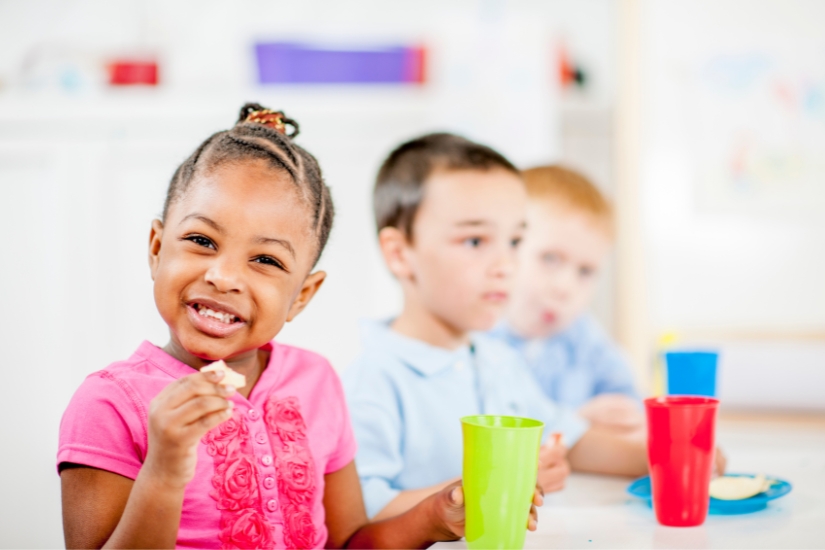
[{"left": 652, "top": 332, "right": 679, "bottom": 396}]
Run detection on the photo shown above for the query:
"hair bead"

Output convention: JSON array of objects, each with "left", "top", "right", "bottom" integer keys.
[
  {"left": 245, "top": 109, "right": 286, "bottom": 133},
  {"left": 239, "top": 105, "right": 300, "bottom": 138}
]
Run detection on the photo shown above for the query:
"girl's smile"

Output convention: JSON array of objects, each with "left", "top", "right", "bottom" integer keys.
[{"left": 186, "top": 299, "right": 247, "bottom": 338}]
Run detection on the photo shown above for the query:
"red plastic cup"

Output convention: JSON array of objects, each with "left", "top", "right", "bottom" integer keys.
[{"left": 645, "top": 396, "right": 719, "bottom": 527}]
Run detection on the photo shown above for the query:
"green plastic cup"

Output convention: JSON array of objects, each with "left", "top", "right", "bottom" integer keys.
[{"left": 461, "top": 415, "right": 544, "bottom": 550}]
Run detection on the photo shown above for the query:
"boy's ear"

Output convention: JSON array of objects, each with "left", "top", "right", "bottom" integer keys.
[
  {"left": 148, "top": 219, "right": 164, "bottom": 280},
  {"left": 378, "top": 226, "right": 414, "bottom": 281},
  {"left": 286, "top": 271, "right": 326, "bottom": 322}
]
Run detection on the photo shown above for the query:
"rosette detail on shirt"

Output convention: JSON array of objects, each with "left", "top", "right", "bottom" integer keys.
[
  {"left": 266, "top": 396, "right": 308, "bottom": 441},
  {"left": 265, "top": 395, "right": 318, "bottom": 549},
  {"left": 204, "top": 409, "right": 275, "bottom": 549}
]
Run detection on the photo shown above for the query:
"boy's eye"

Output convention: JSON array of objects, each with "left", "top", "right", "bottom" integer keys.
[
  {"left": 510, "top": 237, "right": 522, "bottom": 248},
  {"left": 463, "top": 237, "right": 483, "bottom": 248},
  {"left": 541, "top": 252, "right": 560, "bottom": 264},
  {"left": 580, "top": 266, "right": 595, "bottom": 278},
  {"left": 253, "top": 255, "right": 286, "bottom": 270},
  {"left": 184, "top": 235, "right": 215, "bottom": 249}
]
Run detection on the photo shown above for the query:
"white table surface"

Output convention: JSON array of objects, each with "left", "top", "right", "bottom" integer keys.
[{"left": 435, "top": 416, "right": 825, "bottom": 549}]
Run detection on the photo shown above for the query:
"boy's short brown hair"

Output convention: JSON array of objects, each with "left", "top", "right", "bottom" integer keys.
[
  {"left": 522, "top": 165, "right": 613, "bottom": 237},
  {"left": 374, "top": 133, "right": 519, "bottom": 237}
]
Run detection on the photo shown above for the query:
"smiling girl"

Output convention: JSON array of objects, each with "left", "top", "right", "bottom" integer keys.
[{"left": 56, "top": 104, "right": 485, "bottom": 549}]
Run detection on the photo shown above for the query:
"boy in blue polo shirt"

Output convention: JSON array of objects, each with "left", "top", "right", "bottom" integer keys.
[{"left": 343, "top": 134, "right": 651, "bottom": 520}]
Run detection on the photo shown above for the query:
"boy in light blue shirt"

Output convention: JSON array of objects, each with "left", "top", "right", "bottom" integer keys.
[
  {"left": 344, "top": 134, "right": 650, "bottom": 520},
  {"left": 347, "top": 319, "right": 588, "bottom": 519},
  {"left": 492, "top": 166, "right": 643, "bottom": 430},
  {"left": 492, "top": 316, "right": 637, "bottom": 409}
]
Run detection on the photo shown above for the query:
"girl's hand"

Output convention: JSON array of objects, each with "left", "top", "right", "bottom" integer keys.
[
  {"left": 430, "top": 481, "right": 544, "bottom": 540},
  {"left": 430, "top": 481, "right": 464, "bottom": 540},
  {"left": 143, "top": 369, "right": 235, "bottom": 489},
  {"left": 527, "top": 484, "right": 544, "bottom": 531},
  {"left": 538, "top": 442, "right": 570, "bottom": 493}
]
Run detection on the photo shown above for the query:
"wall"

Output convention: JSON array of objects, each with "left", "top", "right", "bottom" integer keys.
[
  {"left": 641, "top": 0, "right": 825, "bottom": 334},
  {"left": 639, "top": 0, "right": 825, "bottom": 408}
]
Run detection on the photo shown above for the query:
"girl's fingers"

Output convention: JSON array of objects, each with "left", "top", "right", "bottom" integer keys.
[
  {"left": 172, "top": 394, "right": 234, "bottom": 427},
  {"left": 183, "top": 404, "right": 235, "bottom": 437},
  {"left": 528, "top": 504, "right": 538, "bottom": 531},
  {"left": 157, "top": 371, "right": 233, "bottom": 410},
  {"left": 449, "top": 485, "right": 464, "bottom": 507}
]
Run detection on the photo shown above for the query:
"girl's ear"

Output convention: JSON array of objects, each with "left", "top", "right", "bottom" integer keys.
[
  {"left": 378, "top": 226, "right": 414, "bottom": 281},
  {"left": 148, "top": 219, "right": 164, "bottom": 280},
  {"left": 286, "top": 270, "right": 326, "bottom": 322}
]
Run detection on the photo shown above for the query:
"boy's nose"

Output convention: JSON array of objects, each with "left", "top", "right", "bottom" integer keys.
[
  {"left": 490, "top": 247, "right": 518, "bottom": 279},
  {"left": 549, "top": 266, "right": 577, "bottom": 299}
]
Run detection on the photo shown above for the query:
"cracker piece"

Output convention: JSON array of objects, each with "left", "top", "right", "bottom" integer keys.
[{"left": 202, "top": 360, "right": 247, "bottom": 388}]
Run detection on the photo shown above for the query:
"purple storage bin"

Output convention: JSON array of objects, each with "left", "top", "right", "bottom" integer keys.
[{"left": 255, "top": 42, "right": 426, "bottom": 84}]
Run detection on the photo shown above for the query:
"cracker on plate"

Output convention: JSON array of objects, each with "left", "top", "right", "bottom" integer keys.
[{"left": 709, "top": 474, "right": 770, "bottom": 500}]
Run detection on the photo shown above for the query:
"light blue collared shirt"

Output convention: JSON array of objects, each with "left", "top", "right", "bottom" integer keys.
[
  {"left": 489, "top": 315, "right": 640, "bottom": 409},
  {"left": 343, "top": 319, "right": 589, "bottom": 518}
]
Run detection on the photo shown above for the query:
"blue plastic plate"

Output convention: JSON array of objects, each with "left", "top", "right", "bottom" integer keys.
[{"left": 627, "top": 473, "right": 792, "bottom": 515}]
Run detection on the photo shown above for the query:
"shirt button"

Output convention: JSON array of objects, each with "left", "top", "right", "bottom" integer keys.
[
  {"left": 255, "top": 432, "right": 267, "bottom": 445},
  {"left": 264, "top": 476, "right": 276, "bottom": 490},
  {"left": 454, "top": 361, "right": 464, "bottom": 371},
  {"left": 266, "top": 498, "right": 278, "bottom": 512},
  {"left": 261, "top": 454, "right": 273, "bottom": 466},
  {"left": 248, "top": 409, "right": 260, "bottom": 421}
]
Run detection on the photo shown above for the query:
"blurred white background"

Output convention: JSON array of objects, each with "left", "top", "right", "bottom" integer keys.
[{"left": 0, "top": 0, "right": 823, "bottom": 547}]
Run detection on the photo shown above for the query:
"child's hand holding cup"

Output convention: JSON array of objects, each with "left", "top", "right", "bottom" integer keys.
[{"left": 429, "top": 480, "right": 544, "bottom": 541}]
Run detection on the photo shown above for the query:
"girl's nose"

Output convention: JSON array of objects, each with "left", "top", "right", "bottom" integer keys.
[{"left": 204, "top": 258, "right": 245, "bottom": 293}]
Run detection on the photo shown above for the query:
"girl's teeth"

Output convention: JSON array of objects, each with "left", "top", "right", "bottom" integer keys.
[{"left": 196, "top": 305, "right": 236, "bottom": 324}]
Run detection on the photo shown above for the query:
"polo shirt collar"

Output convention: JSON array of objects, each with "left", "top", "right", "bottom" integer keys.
[
  {"left": 359, "top": 318, "right": 473, "bottom": 377},
  {"left": 489, "top": 321, "right": 580, "bottom": 368},
  {"left": 488, "top": 321, "right": 528, "bottom": 348}
]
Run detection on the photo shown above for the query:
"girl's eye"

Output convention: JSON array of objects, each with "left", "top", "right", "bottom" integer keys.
[
  {"left": 510, "top": 237, "right": 522, "bottom": 248},
  {"left": 184, "top": 235, "right": 215, "bottom": 249},
  {"left": 253, "top": 255, "right": 285, "bottom": 270},
  {"left": 463, "top": 237, "right": 483, "bottom": 248},
  {"left": 580, "top": 266, "right": 595, "bottom": 278}
]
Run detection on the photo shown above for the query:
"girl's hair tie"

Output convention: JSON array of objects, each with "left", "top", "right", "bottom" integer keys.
[{"left": 238, "top": 104, "right": 300, "bottom": 138}]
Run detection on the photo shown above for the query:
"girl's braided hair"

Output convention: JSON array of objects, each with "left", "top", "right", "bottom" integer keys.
[{"left": 163, "top": 103, "right": 334, "bottom": 266}]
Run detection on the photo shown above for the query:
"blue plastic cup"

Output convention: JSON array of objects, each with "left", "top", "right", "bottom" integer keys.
[{"left": 664, "top": 351, "right": 719, "bottom": 397}]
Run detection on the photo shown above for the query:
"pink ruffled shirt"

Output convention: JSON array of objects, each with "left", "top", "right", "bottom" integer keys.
[{"left": 58, "top": 340, "right": 357, "bottom": 549}]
